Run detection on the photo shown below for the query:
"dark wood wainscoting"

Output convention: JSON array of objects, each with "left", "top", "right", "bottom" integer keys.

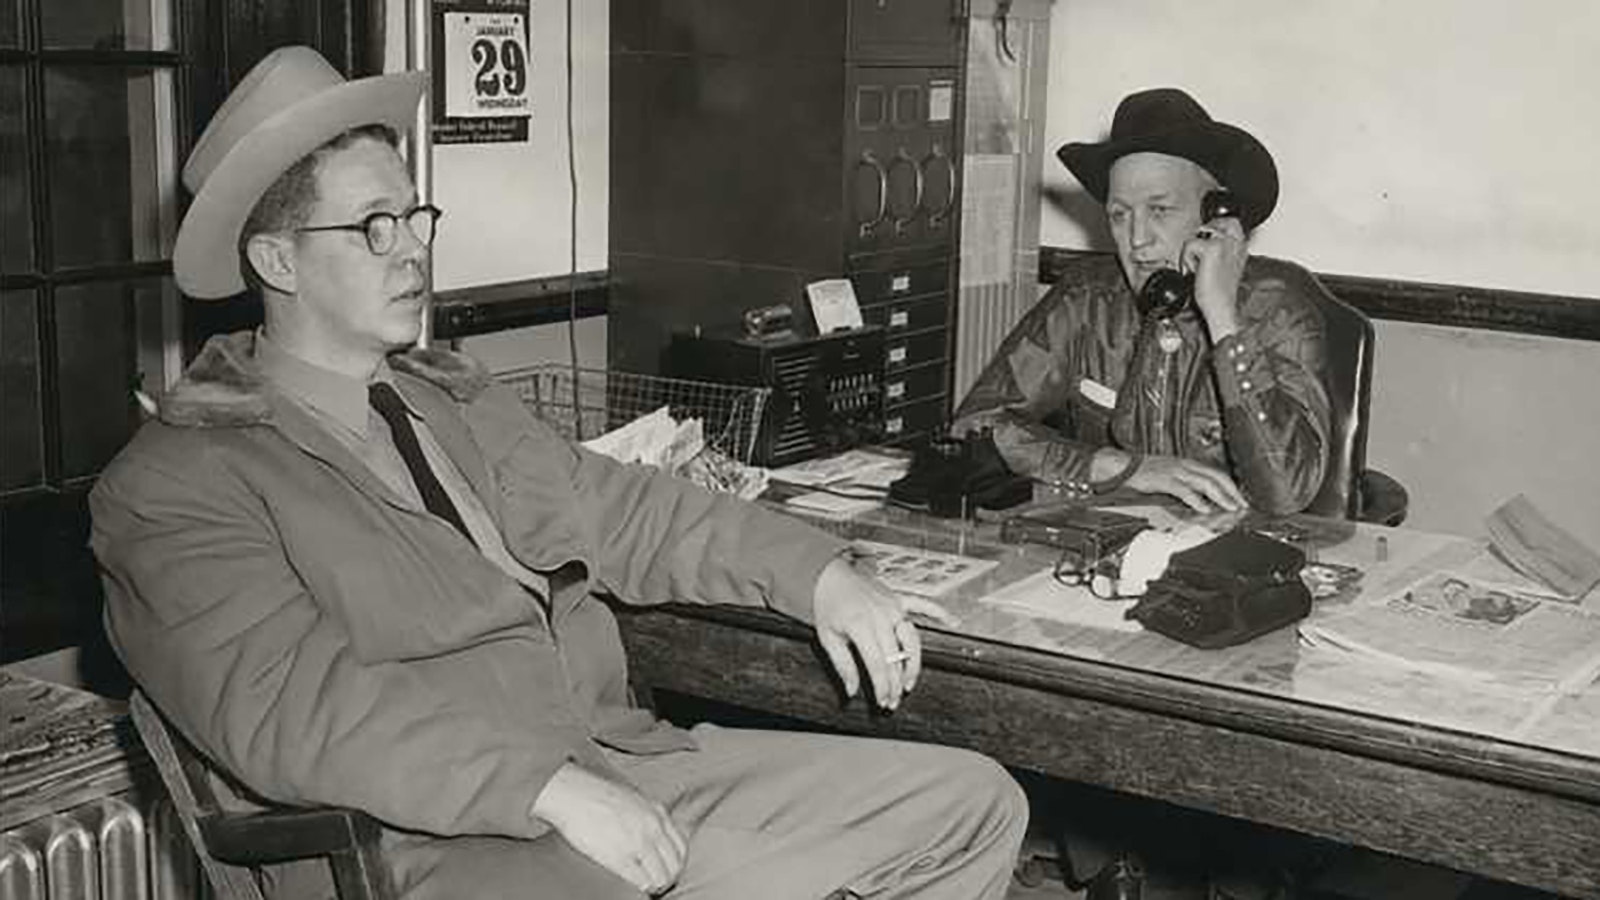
[{"left": 1040, "top": 247, "right": 1600, "bottom": 343}]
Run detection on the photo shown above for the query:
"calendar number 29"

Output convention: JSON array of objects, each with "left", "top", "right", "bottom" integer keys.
[{"left": 471, "top": 38, "right": 526, "bottom": 98}]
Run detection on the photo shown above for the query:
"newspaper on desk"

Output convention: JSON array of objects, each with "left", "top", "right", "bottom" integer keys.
[
  {"left": 1300, "top": 496, "right": 1600, "bottom": 692},
  {"left": 1301, "top": 553, "right": 1600, "bottom": 692}
]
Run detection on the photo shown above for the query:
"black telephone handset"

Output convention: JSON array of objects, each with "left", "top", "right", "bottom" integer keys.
[{"left": 1134, "top": 189, "right": 1242, "bottom": 320}]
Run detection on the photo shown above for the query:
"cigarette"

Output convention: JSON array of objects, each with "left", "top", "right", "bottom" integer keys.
[{"left": 885, "top": 651, "right": 912, "bottom": 664}]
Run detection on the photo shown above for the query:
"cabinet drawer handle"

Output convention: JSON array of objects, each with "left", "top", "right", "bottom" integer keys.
[
  {"left": 855, "top": 150, "right": 889, "bottom": 238},
  {"left": 887, "top": 148, "right": 924, "bottom": 236},
  {"left": 886, "top": 415, "right": 904, "bottom": 435},
  {"left": 887, "top": 381, "right": 906, "bottom": 400},
  {"left": 891, "top": 273, "right": 911, "bottom": 293},
  {"left": 923, "top": 143, "right": 956, "bottom": 228},
  {"left": 888, "top": 346, "right": 907, "bottom": 364},
  {"left": 889, "top": 310, "right": 909, "bottom": 328}
]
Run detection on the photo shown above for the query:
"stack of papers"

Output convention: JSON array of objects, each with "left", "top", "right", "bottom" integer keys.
[
  {"left": 785, "top": 492, "right": 882, "bottom": 520},
  {"left": 1, "top": 671, "right": 144, "bottom": 830},
  {"left": 774, "top": 449, "right": 910, "bottom": 519},
  {"left": 771, "top": 449, "right": 909, "bottom": 494}
]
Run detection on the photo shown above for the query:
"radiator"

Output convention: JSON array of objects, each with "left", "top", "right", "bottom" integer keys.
[
  {"left": 0, "top": 789, "right": 206, "bottom": 900},
  {"left": 1, "top": 667, "right": 208, "bottom": 900},
  {"left": 953, "top": 274, "right": 1036, "bottom": 410},
  {"left": 954, "top": 6, "right": 1051, "bottom": 413}
]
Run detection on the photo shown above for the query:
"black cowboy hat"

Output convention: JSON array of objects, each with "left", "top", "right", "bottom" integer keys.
[{"left": 1057, "top": 88, "right": 1278, "bottom": 230}]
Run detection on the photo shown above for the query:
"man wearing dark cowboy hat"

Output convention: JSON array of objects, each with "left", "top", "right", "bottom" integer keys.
[
  {"left": 90, "top": 46, "right": 1026, "bottom": 900},
  {"left": 955, "top": 88, "right": 1333, "bottom": 517}
]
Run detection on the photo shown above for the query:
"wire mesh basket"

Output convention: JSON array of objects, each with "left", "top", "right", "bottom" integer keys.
[{"left": 497, "top": 363, "right": 771, "bottom": 464}]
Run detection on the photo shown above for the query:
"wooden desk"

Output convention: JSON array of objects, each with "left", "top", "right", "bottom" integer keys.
[{"left": 615, "top": 505, "right": 1600, "bottom": 898}]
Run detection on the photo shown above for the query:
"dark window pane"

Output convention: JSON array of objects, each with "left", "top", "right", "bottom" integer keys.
[
  {"left": 1, "top": 64, "right": 30, "bottom": 275},
  {"left": 42, "top": 0, "right": 167, "bottom": 51},
  {"left": 56, "top": 282, "right": 137, "bottom": 478},
  {"left": 46, "top": 66, "right": 171, "bottom": 269},
  {"left": 0, "top": 0, "right": 16, "bottom": 48},
  {"left": 1, "top": 290, "right": 44, "bottom": 492}
]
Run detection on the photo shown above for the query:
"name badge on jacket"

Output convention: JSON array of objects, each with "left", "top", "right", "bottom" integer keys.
[{"left": 1078, "top": 378, "right": 1118, "bottom": 410}]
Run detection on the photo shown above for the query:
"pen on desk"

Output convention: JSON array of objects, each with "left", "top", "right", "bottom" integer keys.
[
  {"left": 1376, "top": 535, "right": 1389, "bottom": 563},
  {"left": 885, "top": 651, "right": 912, "bottom": 664}
]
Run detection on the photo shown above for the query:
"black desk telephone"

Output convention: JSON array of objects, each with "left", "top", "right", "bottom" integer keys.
[
  {"left": 1134, "top": 188, "right": 1242, "bottom": 320},
  {"left": 887, "top": 430, "right": 1033, "bottom": 518}
]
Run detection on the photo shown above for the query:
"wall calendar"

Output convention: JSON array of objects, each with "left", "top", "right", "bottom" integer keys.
[{"left": 431, "top": 0, "right": 531, "bottom": 144}]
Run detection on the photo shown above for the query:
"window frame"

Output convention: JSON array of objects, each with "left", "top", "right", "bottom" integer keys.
[
  {"left": 0, "top": 0, "right": 189, "bottom": 501},
  {"left": 1, "top": 0, "right": 376, "bottom": 665}
]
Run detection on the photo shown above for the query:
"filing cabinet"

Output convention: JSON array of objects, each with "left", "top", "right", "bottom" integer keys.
[{"left": 609, "top": 0, "right": 968, "bottom": 454}]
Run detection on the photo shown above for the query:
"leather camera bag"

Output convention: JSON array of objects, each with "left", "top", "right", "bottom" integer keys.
[{"left": 1126, "top": 530, "right": 1312, "bottom": 649}]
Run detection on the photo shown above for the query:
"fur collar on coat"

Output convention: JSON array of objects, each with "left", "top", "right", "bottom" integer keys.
[{"left": 155, "top": 331, "right": 492, "bottom": 429}]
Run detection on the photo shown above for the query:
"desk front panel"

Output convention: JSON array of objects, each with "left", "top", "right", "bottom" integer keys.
[{"left": 618, "top": 606, "right": 1600, "bottom": 898}]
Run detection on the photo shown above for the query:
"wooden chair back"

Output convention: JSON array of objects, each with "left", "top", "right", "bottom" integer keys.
[{"left": 129, "top": 690, "right": 394, "bottom": 900}]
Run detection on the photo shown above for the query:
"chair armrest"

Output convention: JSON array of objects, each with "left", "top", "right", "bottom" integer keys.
[
  {"left": 1357, "top": 468, "right": 1409, "bottom": 527},
  {"left": 202, "top": 806, "right": 383, "bottom": 866}
]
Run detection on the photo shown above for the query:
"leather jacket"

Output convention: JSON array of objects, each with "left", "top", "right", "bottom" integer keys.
[{"left": 953, "top": 254, "right": 1333, "bottom": 514}]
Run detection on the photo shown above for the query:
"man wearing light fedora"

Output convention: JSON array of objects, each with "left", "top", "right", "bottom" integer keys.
[
  {"left": 91, "top": 46, "right": 1026, "bottom": 900},
  {"left": 955, "top": 88, "right": 1335, "bottom": 518}
]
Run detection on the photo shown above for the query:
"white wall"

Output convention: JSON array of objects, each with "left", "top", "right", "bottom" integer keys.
[
  {"left": 401, "top": 0, "right": 609, "bottom": 291},
  {"left": 383, "top": 1, "right": 610, "bottom": 370},
  {"left": 1043, "top": 0, "right": 1600, "bottom": 300},
  {"left": 458, "top": 317, "right": 606, "bottom": 375},
  {"left": 1042, "top": 0, "right": 1600, "bottom": 547},
  {"left": 1370, "top": 323, "right": 1600, "bottom": 545}
]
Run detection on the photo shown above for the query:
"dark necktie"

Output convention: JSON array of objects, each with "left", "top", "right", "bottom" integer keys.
[{"left": 368, "top": 382, "right": 476, "bottom": 547}]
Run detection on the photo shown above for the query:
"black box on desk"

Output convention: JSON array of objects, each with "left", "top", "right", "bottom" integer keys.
[{"left": 669, "top": 326, "right": 886, "bottom": 468}]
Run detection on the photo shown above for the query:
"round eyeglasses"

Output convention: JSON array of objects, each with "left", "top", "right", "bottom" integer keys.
[
  {"left": 1051, "top": 545, "right": 1136, "bottom": 600},
  {"left": 296, "top": 204, "right": 444, "bottom": 255}
]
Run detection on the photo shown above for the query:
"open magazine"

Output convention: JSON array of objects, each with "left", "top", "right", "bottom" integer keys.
[{"left": 1300, "top": 570, "right": 1600, "bottom": 691}]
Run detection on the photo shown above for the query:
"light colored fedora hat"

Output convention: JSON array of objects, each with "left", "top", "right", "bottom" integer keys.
[{"left": 173, "top": 46, "right": 427, "bottom": 299}]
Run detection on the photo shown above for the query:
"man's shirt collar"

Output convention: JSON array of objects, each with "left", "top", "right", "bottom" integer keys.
[{"left": 257, "top": 331, "right": 411, "bottom": 437}]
